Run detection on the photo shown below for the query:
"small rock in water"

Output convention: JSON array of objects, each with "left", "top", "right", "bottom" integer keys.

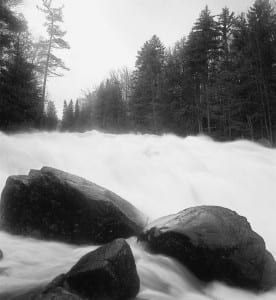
[
  {"left": 0, "top": 249, "right": 3, "bottom": 260},
  {"left": 10, "top": 239, "right": 140, "bottom": 300},
  {"left": 63, "top": 238, "right": 140, "bottom": 299}
]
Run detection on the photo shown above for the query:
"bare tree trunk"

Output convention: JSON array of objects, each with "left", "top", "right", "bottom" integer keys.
[
  {"left": 261, "top": 80, "right": 273, "bottom": 144},
  {"left": 228, "top": 108, "right": 232, "bottom": 139},
  {"left": 41, "top": 15, "right": 54, "bottom": 115},
  {"left": 205, "top": 84, "right": 211, "bottom": 134},
  {"left": 151, "top": 79, "right": 158, "bottom": 133},
  {"left": 197, "top": 83, "right": 202, "bottom": 133},
  {"left": 255, "top": 37, "right": 272, "bottom": 143},
  {"left": 247, "top": 115, "right": 254, "bottom": 140}
]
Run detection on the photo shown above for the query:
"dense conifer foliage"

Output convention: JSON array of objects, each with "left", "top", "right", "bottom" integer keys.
[
  {"left": 1, "top": 0, "right": 275, "bottom": 143},
  {"left": 43, "top": 100, "right": 58, "bottom": 130},
  {"left": 0, "top": 0, "right": 70, "bottom": 132},
  {"left": 76, "top": 0, "right": 276, "bottom": 144},
  {"left": 0, "top": 0, "right": 43, "bottom": 131}
]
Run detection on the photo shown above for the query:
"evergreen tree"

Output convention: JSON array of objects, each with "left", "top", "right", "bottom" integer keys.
[
  {"left": 76, "top": 1, "right": 276, "bottom": 145},
  {"left": 185, "top": 6, "right": 220, "bottom": 134},
  {"left": 215, "top": 7, "right": 237, "bottom": 138},
  {"left": 92, "top": 78, "right": 126, "bottom": 131},
  {"left": 74, "top": 100, "right": 80, "bottom": 130},
  {"left": 131, "top": 35, "right": 165, "bottom": 132},
  {"left": 66, "top": 99, "right": 74, "bottom": 130},
  {"left": 37, "top": 0, "right": 70, "bottom": 112},
  {"left": 44, "top": 100, "right": 58, "bottom": 130},
  {"left": 0, "top": 0, "right": 22, "bottom": 71},
  {"left": 61, "top": 100, "right": 68, "bottom": 130},
  {"left": 247, "top": 0, "right": 276, "bottom": 143},
  {"left": 0, "top": 17, "right": 42, "bottom": 131},
  {"left": 162, "top": 38, "right": 194, "bottom": 134}
]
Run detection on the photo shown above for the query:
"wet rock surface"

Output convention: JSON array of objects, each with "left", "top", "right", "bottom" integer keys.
[
  {"left": 139, "top": 205, "right": 276, "bottom": 291},
  {"left": 8, "top": 239, "right": 140, "bottom": 300},
  {"left": 0, "top": 167, "right": 147, "bottom": 244}
]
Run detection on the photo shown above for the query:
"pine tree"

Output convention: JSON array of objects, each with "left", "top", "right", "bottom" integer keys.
[
  {"left": 162, "top": 40, "right": 187, "bottom": 133},
  {"left": 215, "top": 7, "right": 237, "bottom": 138},
  {"left": 0, "top": 0, "right": 23, "bottom": 71},
  {"left": 185, "top": 6, "right": 220, "bottom": 134},
  {"left": 66, "top": 99, "right": 74, "bottom": 130},
  {"left": 74, "top": 100, "right": 80, "bottom": 130},
  {"left": 0, "top": 43, "right": 42, "bottom": 130},
  {"left": 246, "top": 0, "right": 276, "bottom": 143},
  {"left": 45, "top": 100, "right": 58, "bottom": 130},
  {"left": 71, "top": 2, "right": 276, "bottom": 144},
  {"left": 92, "top": 79, "right": 125, "bottom": 131},
  {"left": 0, "top": 18, "right": 42, "bottom": 131},
  {"left": 131, "top": 35, "right": 165, "bottom": 132},
  {"left": 37, "top": 0, "right": 70, "bottom": 113},
  {"left": 61, "top": 100, "right": 68, "bottom": 130}
]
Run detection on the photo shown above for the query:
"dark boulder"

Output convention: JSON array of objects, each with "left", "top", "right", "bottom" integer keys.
[
  {"left": 139, "top": 206, "right": 276, "bottom": 291},
  {"left": 0, "top": 167, "right": 147, "bottom": 244},
  {"left": 9, "top": 239, "right": 140, "bottom": 300},
  {"left": 64, "top": 238, "right": 139, "bottom": 299}
]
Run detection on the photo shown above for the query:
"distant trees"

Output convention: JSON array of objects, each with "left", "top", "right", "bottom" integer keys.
[
  {"left": 44, "top": 100, "right": 58, "bottom": 130},
  {"left": 74, "top": 100, "right": 80, "bottom": 129},
  {"left": 61, "top": 99, "right": 83, "bottom": 131},
  {"left": 74, "top": 0, "right": 276, "bottom": 144},
  {"left": 94, "top": 78, "right": 127, "bottom": 131}
]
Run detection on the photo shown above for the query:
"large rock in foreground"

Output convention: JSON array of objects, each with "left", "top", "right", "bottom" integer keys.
[
  {"left": 10, "top": 239, "right": 140, "bottom": 300},
  {"left": 139, "top": 206, "right": 276, "bottom": 291},
  {"left": 0, "top": 167, "right": 147, "bottom": 244}
]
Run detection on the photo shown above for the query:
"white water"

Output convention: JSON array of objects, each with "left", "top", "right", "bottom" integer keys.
[{"left": 0, "top": 131, "right": 276, "bottom": 299}]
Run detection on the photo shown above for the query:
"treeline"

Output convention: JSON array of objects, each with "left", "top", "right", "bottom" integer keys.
[
  {"left": 0, "top": 0, "right": 68, "bottom": 132},
  {"left": 2, "top": 0, "right": 276, "bottom": 144},
  {"left": 70, "top": 0, "right": 275, "bottom": 144}
]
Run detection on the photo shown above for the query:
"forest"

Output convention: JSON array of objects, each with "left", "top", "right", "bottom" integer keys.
[
  {"left": 1, "top": 0, "right": 276, "bottom": 144},
  {"left": 0, "top": 0, "right": 69, "bottom": 132}
]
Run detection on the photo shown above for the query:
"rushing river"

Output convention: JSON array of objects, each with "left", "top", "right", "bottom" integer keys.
[{"left": 0, "top": 131, "right": 276, "bottom": 299}]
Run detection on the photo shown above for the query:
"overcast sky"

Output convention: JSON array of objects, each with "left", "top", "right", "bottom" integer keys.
[{"left": 19, "top": 0, "right": 254, "bottom": 112}]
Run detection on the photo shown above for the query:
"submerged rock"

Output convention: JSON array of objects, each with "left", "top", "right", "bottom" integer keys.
[
  {"left": 10, "top": 239, "right": 140, "bottom": 300},
  {"left": 0, "top": 167, "right": 147, "bottom": 244},
  {"left": 139, "top": 205, "right": 276, "bottom": 291}
]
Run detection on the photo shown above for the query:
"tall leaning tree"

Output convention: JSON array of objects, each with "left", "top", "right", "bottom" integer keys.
[{"left": 37, "top": 0, "right": 70, "bottom": 112}]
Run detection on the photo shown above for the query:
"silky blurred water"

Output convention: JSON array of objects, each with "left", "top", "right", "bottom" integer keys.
[{"left": 0, "top": 131, "right": 275, "bottom": 299}]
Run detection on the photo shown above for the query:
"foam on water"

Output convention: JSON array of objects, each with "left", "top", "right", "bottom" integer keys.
[{"left": 0, "top": 131, "right": 275, "bottom": 299}]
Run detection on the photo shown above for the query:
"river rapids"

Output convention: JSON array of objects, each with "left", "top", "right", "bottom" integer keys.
[{"left": 0, "top": 131, "right": 275, "bottom": 299}]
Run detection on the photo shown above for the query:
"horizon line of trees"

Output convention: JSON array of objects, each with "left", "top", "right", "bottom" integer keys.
[
  {"left": 64, "top": 0, "right": 275, "bottom": 144},
  {"left": 1, "top": 0, "right": 276, "bottom": 145}
]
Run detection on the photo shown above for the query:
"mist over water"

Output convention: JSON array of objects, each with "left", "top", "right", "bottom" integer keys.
[{"left": 0, "top": 131, "right": 275, "bottom": 299}]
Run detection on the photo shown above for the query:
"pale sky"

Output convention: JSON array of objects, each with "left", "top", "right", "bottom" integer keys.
[{"left": 19, "top": 0, "right": 254, "bottom": 113}]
